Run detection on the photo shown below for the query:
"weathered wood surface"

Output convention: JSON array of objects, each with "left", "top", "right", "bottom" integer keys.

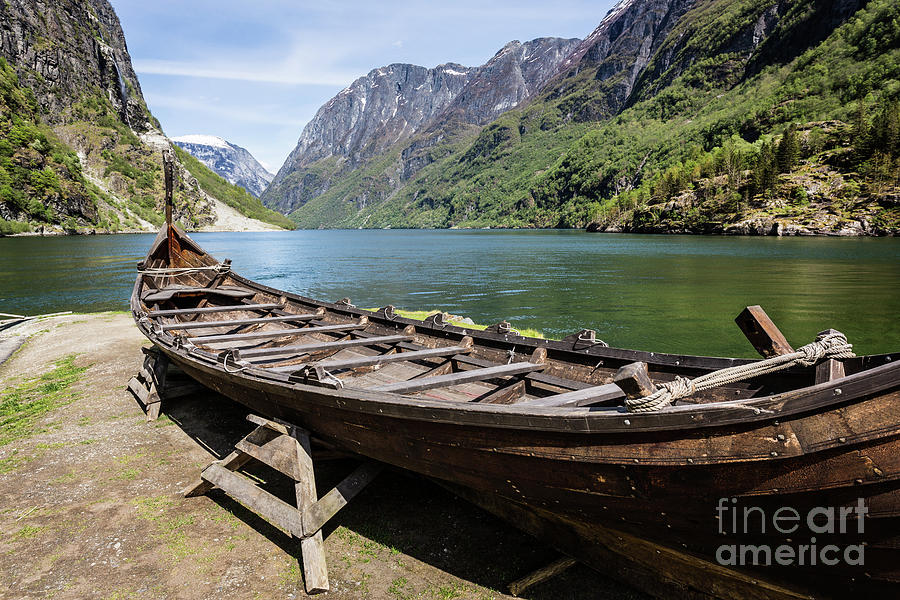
[
  {"left": 814, "top": 329, "right": 846, "bottom": 384},
  {"left": 517, "top": 384, "right": 625, "bottom": 407},
  {"left": 613, "top": 362, "right": 657, "bottom": 399},
  {"left": 735, "top": 305, "right": 794, "bottom": 358},
  {"left": 508, "top": 556, "right": 577, "bottom": 596},
  {"left": 315, "top": 345, "right": 471, "bottom": 371},
  {"left": 183, "top": 449, "right": 253, "bottom": 497},
  {"left": 161, "top": 313, "right": 320, "bottom": 331},
  {"left": 373, "top": 362, "right": 545, "bottom": 394},
  {"left": 191, "top": 322, "right": 363, "bottom": 344},
  {"left": 301, "top": 461, "right": 384, "bottom": 537},
  {"left": 291, "top": 427, "right": 329, "bottom": 594},
  {"left": 150, "top": 302, "right": 283, "bottom": 317},
  {"left": 241, "top": 334, "right": 414, "bottom": 363},
  {"left": 201, "top": 463, "right": 303, "bottom": 534},
  {"left": 143, "top": 286, "right": 253, "bottom": 303}
]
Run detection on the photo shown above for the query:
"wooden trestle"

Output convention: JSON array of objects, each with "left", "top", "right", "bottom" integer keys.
[{"left": 184, "top": 414, "right": 383, "bottom": 594}]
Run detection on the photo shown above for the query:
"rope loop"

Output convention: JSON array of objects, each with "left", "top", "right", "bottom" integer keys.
[{"left": 625, "top": 330, "right": 855, "bottom": 413}]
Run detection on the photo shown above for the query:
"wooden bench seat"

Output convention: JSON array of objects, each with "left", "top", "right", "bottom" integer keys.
[
  {"left": 142, "top": 285, "right": 254, "bottom": 303},
  {"left": 515, "top": 384, "right": 624, "bottom": 408},
  {"left": 314, "top": 345, "right": 472, "bottom": 372},
  {"left": 149, "top": 302, "right": 283, "bottom": 317},
  {"left": 246, "top": 334, "right": 416, "bottom": 368},
  {"left": 162, "top": 313, "right": 320, "bottom": 331},
  {"left": 372, "top": 362, "right": 545, "bottom": 395},
  {"left": 190, "top": 322, "right": 363, "bottom": 345}
]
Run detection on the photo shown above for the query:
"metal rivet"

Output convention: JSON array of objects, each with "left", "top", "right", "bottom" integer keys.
[
  {"left": 687, "top": 458, "right": 694, "bottom": 464},
  {"left": 838, "top": 436, "right": 846, "bottom": 443},
  {"left": 834, "top": 388, "right": 842, "bottom": 395},
  {"left": 776, "top": 434, "right": 786, "bottom": 442},
  {"left": 855, "top": 478, "right": 864, "bottom": 484},
  {"left": 623, "top": 419, "right": 631, "bottom": 426},
  {"left": 770, "top": 451, "right": 778, "bottom": 457}
]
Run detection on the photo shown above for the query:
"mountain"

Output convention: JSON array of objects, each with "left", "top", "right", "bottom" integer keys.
[
  {"left": 0, "top": 0, "right": 291, "bottom": 234},
  {"left": 266, "top": 0, "right": 899, "bottom": 234},
  {"left": 172, "top": 135, "right": 273, "bottom": 197},
  {"left": 261, "top": 36, "right": 581, "bottom": 217}
]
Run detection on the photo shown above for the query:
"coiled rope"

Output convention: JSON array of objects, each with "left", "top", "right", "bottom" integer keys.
[{"left": 626, "top": 330, "right": 856, "bottom": 413}]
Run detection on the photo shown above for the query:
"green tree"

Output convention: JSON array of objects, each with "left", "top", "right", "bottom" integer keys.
[{"left": 777, "top": 124, "right": 800, "bottom": 173}]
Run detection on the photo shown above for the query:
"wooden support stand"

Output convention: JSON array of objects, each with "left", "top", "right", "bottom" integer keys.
[
  {"left": 184, "top": 415, "right": 383, "bottom": 595},
  {"left": 508, "top": 556, "right": 577, "bottom": 596},
  {"left": 127, "top": 346, "right": 204, "bottom": 420}
]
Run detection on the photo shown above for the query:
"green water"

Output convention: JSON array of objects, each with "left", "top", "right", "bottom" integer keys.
[{"left": 0, "top": 230, "right": 898, "bottom": 357}]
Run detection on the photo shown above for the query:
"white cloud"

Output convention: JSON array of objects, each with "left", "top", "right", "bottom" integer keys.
[
  {"left": 392, "top": 40, "right": 403, "bottom": 47},
  {"left": 148, "top": 94, "right": 311, "bottom": 127},
  {"left": 134, "top": 32, "right": 364, "bottom": 87}
]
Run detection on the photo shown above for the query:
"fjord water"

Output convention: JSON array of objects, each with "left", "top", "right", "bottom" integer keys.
[{"left": 1, "top": 230, "right": 898, "bottom": 357}]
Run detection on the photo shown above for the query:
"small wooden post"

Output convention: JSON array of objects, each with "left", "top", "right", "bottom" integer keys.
[
  {"left": 814, "top": 329, "right": 846, "bottom": 384},
  {"left": 292, "top": 426, "right": 329, "bottom": 594},
  {"left": 162, "top": 148, "right": 175, "bottom": 227},
  {"left": 735, "top": 305, "right": 794, "bottom": 358},
  {"left": 613, "top": 362, "right": 657, "bottom": 399}
]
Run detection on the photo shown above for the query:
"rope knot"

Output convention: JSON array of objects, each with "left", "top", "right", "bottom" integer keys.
[{"left": 795, "top": 330, "right": 855, "bottom": 367}]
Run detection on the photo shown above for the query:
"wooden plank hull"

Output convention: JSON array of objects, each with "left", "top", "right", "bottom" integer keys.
[
  {"left": 169, "top": 353, "right": 900, "bottom": 598},
  {"left": 132, "top": 224, "right": 900, "bottom": 598}
]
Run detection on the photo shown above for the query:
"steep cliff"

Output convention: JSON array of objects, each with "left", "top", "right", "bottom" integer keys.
[
  {"left": 0, "top": 0, "right": 289, "bottom": 233},
  {"left": 262, "top": 36, "right": 580, "bottom": 218},
  {"left": 172, "top": 135, "right": 273, "bottom": 197}
]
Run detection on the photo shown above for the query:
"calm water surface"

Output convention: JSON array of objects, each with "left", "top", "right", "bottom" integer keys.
[{"left": 1, "top": 230, "right": 898, "bottom": 357}]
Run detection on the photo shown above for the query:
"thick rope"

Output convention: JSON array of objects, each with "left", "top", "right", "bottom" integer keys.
[{"left": 626, "top": 330, "right": 856, "bottom": 413}]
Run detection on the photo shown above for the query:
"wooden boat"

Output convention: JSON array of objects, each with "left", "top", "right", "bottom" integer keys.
[{"left": 131, "top": 220, "right": 900, "bottom": 599}]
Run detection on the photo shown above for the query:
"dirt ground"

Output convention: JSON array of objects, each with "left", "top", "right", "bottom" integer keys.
[{"left": 0, "top": 313, "right": 645, "bottom": 600}]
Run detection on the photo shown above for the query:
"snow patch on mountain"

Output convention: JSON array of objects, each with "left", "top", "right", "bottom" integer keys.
[{"left": 172, "top": 135, "right": 274, "bottom": 197}]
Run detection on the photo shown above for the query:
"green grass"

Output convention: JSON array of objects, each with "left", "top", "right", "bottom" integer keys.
[
  {"left": 0, "top": 354, "right": 89, "bottom": 446},
  {"left": 363, "top": 308, "right": 545, "bottom": 339}
]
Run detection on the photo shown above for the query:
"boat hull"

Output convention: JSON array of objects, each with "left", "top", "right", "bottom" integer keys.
[{"left": 169, "top": 348, "right": 900, "bottom": 598}]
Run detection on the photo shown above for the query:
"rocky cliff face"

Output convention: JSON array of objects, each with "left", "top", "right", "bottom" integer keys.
[
  {"left": 172, "top": 135, "right": 273, "bottom": 197},
  {"left": 262, "top": 36, "right": 580, "bottom": 215},
  {"left": 0, "top": 0, "right": 152, "bottom": 131}
]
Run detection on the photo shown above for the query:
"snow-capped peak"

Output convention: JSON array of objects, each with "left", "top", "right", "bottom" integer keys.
[{"left": 171, "top": 134, "right": 231, "bottom": 149}]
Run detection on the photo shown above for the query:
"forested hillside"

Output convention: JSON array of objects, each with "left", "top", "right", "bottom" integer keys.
[
  {"left": 281, "top": 0, "right": 899, "bottom": 234},
  {"left": 0, "top": 0, "right": 289, "bottom": 235}
]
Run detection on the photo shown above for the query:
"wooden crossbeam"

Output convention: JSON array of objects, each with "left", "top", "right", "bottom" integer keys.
[
  {"left": 452, "top": 354, "right": 593, "bottom": 392},
  {"left": 149, "top": 302, "right": 283, "bottom": 317},
  {"left": 142, "top": 286, "right": 254, "bottom": 303},
  {"left": 301, "top": 461, "right": 384, "bottom": 538},
  {"left": 191, "top": 322, "right": 364, "bottom": 344},
  {"left": 238, "top": 334, "right": 413, "bottom": 362},
  {"left": 373, "top": 362, "right": 545, "bottom": 394},
  {"left": 735, "top": 305, "right": 794, "bottom": 358},
  {"left": 161, "top": 313, "right": 320, "bottom": 331},
  {"left": 516, "top": 383, "right": 625, "bottom": 408},
  {"left": 201, "top": 463, "right": 303, "bottom": 535},
  {"left": 314, "top": 345, "right": 471, "bottom": 371}
]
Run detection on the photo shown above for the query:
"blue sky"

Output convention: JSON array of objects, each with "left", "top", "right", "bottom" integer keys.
[{"left": 112, "top": 1, "right": 616, "bottom": 173}]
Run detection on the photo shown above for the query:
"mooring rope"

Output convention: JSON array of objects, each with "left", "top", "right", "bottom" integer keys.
[{"left": 625, "top": 330, "right": 856, "bottom": 413}]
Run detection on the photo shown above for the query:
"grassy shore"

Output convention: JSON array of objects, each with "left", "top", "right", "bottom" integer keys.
[{"left": 0, "top": 313, "right": 640, "bottom": 599}]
